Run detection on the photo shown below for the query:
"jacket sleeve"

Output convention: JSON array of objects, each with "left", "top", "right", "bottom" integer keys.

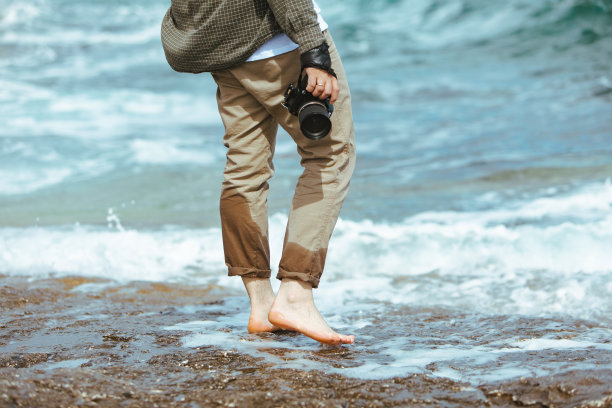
[{"left": 266, "top": 0, "right": 326, "bottom": 54}]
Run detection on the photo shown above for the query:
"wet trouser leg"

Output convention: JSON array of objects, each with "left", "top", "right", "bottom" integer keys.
[{"left": 212, "top": 31, "right": 355, "bottom": 288}]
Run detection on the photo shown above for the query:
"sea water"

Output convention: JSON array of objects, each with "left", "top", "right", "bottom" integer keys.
[{"left": 1, "top": 0, "right": 611, "bottom": 384}]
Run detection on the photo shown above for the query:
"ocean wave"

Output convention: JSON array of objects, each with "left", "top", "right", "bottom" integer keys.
[
  {"left": 0, "top": 2, "right": 41, "bottom": 28},
  {"left": 130, "top": 139, "right": 217, "bottom": 165},
  {"left": 0, "top": 137, "right": 222, "bottom": 196},
  {"left": 325, "top": 0, "right": 612, "bottom": 51},
  {"left": 1, "top": 89, "right": 221, "bottom": 139},
  {"left": 324, "top": 181, "right": 612, "bottom": 321},
  {"left": 3, "top": 0, "right": 610, "bottom": 53},
  {"left": 0, "top": 26, "right": 162, "bottom": 46},
  {"left": 0, "top": 0, "right": 166, "bottom": 30},
  {"left": 1, "top": 181, "right": 610, "bottom": 322},
  {"left": 0, "top": 158, "right": 115, "bottom": 195},
  {"left": 0, "top": 167, "right": 73, "bottom": 195}
]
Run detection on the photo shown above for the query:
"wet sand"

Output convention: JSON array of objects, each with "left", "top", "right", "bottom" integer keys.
[{"left": 1, "top": 275, "right": 610, "bottom": 407}]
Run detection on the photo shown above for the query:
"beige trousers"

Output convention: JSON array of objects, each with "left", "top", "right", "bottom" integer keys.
[{"left": 211, "top": 31, "right": 355, "bottom": 288}]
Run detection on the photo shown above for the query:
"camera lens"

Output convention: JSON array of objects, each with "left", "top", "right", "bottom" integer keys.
[{"left": 298, "top": 102, "right": 332, "bottom": 140}]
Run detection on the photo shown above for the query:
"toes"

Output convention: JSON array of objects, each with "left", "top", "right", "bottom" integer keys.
[{"left": 326, "top": 333, "right": 354, "bottom": 345}]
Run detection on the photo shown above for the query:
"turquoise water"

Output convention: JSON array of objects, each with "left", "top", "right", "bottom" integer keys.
[
  {"left": 2, "top": 0, "right": 611, "bottom": 225},
  {"left": 1, "top": 0, "right": 611, "bottom": 382}
]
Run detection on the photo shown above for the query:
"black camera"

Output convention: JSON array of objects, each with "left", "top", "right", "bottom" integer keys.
[{"left": 282, "top": 74, "right": 334, "bottom": 140}]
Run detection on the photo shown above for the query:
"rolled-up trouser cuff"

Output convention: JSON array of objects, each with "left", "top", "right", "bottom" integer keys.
[
  {"left": 227, "top": 266, "right": 271, "bottom": 279},
  {"left": 276, "top": 268, "right": 321, "bottom": 289}
]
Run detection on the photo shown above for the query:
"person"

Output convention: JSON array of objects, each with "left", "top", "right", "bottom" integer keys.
[{"left": 161, "top": 0, "right": 356, "bottom": 344}]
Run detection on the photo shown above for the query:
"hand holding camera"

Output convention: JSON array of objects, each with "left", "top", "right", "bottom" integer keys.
[
  {"left": 282, "top": 41, "right": 338, "bottom": 140},
  {"left": 303, "top": 67, "right": 339, "bottom": 104},
  {"left": 282, "top": 71, "right": 335, "bottom": 140}
]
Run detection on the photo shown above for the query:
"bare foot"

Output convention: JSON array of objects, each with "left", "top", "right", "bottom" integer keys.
[
  {"left": 241, "top": 277, "right": 280, "bottom": 333},
  {"left": 268, "top": 279, "right": 354, "bottom": 345}
]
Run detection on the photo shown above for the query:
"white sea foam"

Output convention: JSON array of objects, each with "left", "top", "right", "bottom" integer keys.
[
  {"left": 0, "top": 79, "right": 54, "bottom": 102},
  {"left": 0, "top": 181, "right": 610, "bottom": 322},
  {"left": 0, "top": 1, "right": 166, "bottom": 44},
  {"left": 0, "top": 158, "right": 114, "bottom": 195},
  {"left": 508, "top": 338, "right": 605, "bottom": 351},
  {"left": 130, "top": 139, "right": 217, "bottom": 165},
  {"left": 1, "top": 144, "right": 611, "bottom": 383},
  {"left": 0, "top": 138, "right": 221, "bottom": 195},
  {"left": 324, "top": 0, "right": 580, "bottom": 49},
  {"left": 0, "top": 225, "right": 226, "bottom": 283},
  {"left": 3, "top": 90, "right": 221, "bottom": 139},
  {"left": 161, "top": 298, "right": 612, "bottom": 383},
  {"left": 0, "top": 2, "right": 41, "bottom": 27},
  {"left": 319, "top": 181, "right": 612, "bottom": 321},
  {"left": 0, "top": 168, "right": 73, "bottom": 195},
  {"left": 1, "top": 26, "right": 161, "bottom": 46}
]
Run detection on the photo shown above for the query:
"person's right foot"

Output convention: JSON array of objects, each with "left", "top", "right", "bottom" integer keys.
[
  {"left": 247, "top": 299, "right": 280, "bottom": 333},
  {"left": 268, "top": 279, "right": 354, "bottom": 345},
  {"left": 241, "top": 277, "right": 280, "bottom": 333}
]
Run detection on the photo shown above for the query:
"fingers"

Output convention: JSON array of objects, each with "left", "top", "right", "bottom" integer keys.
[
  {"left": 305, "top": 72, "right": 317, "bottom": 94},
  {"left": 311, "top": 74, "right": 330, "bottom": 99},
  {"left": 303, "top": 67, "right": 340, "bottom": 103},
  {"left": 308, "top": 68, "right": 325, "bottom": 98},
  {"left": 330, "top": 77, "right": 339, "bottom": 104}
]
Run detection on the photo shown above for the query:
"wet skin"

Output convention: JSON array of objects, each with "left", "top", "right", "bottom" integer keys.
[
  {"left": 241, "top": 277, "right": 279, "bottom": 333},
  {"left": 241, "top": 277, "right": 354, "bottom": 345}
]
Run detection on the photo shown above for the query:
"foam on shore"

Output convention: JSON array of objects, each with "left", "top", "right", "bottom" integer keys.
[{"left": 1, "top": 181, "right": 610, "bottom": 324}]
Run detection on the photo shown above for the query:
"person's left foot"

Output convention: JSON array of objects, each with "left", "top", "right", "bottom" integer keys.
[{"left": 268, "top": 279, "right": 354, "bottom": 345}]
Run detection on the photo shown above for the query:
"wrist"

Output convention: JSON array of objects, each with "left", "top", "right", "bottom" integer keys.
[{"left": 300, "top": 42, "right": 336, "bottom": 78}]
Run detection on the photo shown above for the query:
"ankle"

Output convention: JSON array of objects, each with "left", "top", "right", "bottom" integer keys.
[
  {"left": 242, "top": 277, "right": 275, "bottom": 307},
  {"left": 276, "top": 279, "right": 314, "bottom": 304}
]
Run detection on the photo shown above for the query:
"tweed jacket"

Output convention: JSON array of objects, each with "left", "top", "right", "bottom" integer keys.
[{"left": 161, "top": 0, "right": 326, "bottom": 73}]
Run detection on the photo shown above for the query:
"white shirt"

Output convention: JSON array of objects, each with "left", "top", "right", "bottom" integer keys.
[{"left": 247, "top": 0, "right": 328, "bottom": 62}]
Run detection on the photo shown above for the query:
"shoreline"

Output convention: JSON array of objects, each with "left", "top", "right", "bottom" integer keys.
[{"left": 1, "top": 275, "right": 610, "bottom": 407}]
